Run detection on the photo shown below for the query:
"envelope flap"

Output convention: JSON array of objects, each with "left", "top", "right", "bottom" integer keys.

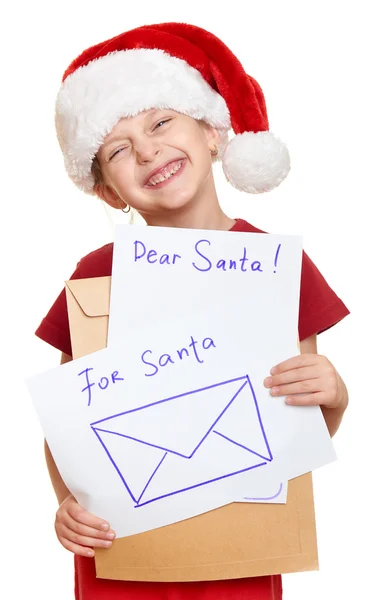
[
  {"left": 91, "top": 377, "right": 249, "bottom": 458},
  {"left": 65, "top": 277, "right": 111, "bottom": 317}
]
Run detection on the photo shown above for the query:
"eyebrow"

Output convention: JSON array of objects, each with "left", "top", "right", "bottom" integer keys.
[{"left": 103, "top": 134, "right": 130, "bottom": 147}]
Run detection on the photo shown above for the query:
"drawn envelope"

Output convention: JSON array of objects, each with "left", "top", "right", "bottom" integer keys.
[{"left": 91, "top": 375, "right": 273, "bottom": 507}]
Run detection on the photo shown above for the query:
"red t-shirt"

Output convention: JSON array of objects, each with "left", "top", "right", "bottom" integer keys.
[{"left": 35, "top": 219, "right": 349, "bottom": 600}]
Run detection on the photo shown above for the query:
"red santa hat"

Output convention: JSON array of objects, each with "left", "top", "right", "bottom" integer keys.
[{"left": 56, "top": 22, "right": 290, "bottom": 195}]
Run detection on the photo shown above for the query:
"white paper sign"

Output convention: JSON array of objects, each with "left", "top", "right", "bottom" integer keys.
[
  {"left": 27, "top": 296, "right": 333, "bottom": 537},
  {"left": 27, "top": 343, "right": 286, "bottom": 537},
  {"left": 108, "top": 225, "right": 336, "bottom": 485},
  {"left": 108, "top": 224, "right": 303, "bottom": 349}
]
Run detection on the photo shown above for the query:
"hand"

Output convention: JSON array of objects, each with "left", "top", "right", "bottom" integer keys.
[
  {"left": 55, "top": 494, "right": 116, "bottom": 557},
  {"left": 264, "top": 353, "right": 343, "bottom": 409}
]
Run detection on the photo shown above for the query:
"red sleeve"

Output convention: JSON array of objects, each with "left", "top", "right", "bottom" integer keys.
[
  {"left": 34, "top": 263, "right": 82, "bottom": 357},
  {"left": 298, "top": 251, "right": 349, "bottom": 341}
]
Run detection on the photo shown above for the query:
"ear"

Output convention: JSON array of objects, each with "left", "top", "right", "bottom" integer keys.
[
  {"left": 201, "top": 122, "right": 222, "bottom": 149},
  {"left": 94, "top": 183, "right": 125, "bottom": 210}
]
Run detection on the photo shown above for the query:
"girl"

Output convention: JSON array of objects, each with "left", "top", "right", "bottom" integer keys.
[{"left": 36, "top": 22, "right": 349, "bottom": 600}]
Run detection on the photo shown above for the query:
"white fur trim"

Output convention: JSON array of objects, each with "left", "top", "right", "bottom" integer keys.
[
  {"left": 222, "top": 131, "right": 290, "bottom": 193},
  {"left": 56, "top": 48, "right": 231, "bottom": 193}
]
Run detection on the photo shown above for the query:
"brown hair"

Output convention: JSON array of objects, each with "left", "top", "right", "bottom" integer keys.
[{"left": 91, "top": 156, "right": 103, "bottom": 187}]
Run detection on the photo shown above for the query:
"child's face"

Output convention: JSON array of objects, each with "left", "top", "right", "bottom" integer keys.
[{"left": 95, "top": 109, "right": 220, "bottom": 222}]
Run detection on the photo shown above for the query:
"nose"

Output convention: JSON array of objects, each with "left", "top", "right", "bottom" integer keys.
[{"left": 135, "top": 140, "right": 161, "bottom": 164}]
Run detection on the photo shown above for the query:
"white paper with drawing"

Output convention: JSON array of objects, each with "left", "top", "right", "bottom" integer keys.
[
  {"left": 27, "top": 341, "right": 286, "bottom": 538},
  {"left": 27, "top": 298, "right": 332, "bottom": 537}
]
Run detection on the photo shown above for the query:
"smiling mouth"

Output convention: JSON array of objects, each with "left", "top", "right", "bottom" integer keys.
[{"left": 144, "top": 159, "right": 185, "bottom": 187}]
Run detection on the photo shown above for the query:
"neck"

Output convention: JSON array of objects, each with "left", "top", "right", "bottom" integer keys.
[
  {"left": 145, "top": 206, "right": 235, "bottom": 231},
  {"left": 140, "top": 172, "right": 236, "bottom": 231}
]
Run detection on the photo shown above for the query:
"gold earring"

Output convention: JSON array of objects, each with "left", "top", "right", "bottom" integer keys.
[
  {"left": 210, "top": 146, "right": 218, "bottom": 157},
  {"left": 121, "top": 205, "right": 131, "bottom": 213}
]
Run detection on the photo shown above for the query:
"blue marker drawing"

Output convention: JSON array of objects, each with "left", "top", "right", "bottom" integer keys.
[
  {"left": 243, "top": 482, "right": 284, "bottom": 501},
  {"left": 91, "top": 375, "right": 273, "bottom": 508},
  {"left": 79, "top": 368, "right": 125, "bottom": 406},
  {"left": 273, "top": 243, "right": 281, "bottom": 273}
]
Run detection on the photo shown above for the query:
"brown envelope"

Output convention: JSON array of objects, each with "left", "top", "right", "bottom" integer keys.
[{"left": 65, "top": 277, "right": 318, "bottom": 582}]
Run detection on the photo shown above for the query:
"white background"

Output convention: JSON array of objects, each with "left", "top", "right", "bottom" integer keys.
[{"left": 1, "top": 1, "right": 375, "bottom": 598}]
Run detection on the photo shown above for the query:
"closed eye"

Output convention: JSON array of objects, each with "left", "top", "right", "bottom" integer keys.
[{"left": 109, "top": 146, "right": 130, "bottom": 160}]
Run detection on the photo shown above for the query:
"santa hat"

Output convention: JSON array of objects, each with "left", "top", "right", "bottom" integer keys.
[{"left": 56, "top": 22, "right": 290, "bottom": 195}]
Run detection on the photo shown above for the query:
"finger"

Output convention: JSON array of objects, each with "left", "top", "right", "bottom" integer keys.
[
  {"left": 57, "top": 512, "right": 116, "bottom": 541},
  {"left": 270, "top": 354, "right": 319, "bottom": 375},
  {"left": 57, "top": 524, "right": 114, "bottom": 550},
  {"left": 269, "top": 379, "right": 321, "bottom": 397},
  {"left": 285, "top": 392, "right": 325, "bottom": 406},
  {"left": 59, "top": 536, "right": 96, "bottom": 558},
  {"left": 264, "top": 366, "right": 321, "bottom": 388},
  {"left": 66, "top": 503, "right": 111, "bottom": 532}
]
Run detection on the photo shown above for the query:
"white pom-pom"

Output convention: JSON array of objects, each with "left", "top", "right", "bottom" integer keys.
[{"left": 222, "top": 131, "right": 290, "bottom": 194}]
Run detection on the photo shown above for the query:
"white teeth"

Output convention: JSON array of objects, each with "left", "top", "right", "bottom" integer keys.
[{"left": 147, "top": 160, "right": 183, "bottom": 186}]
